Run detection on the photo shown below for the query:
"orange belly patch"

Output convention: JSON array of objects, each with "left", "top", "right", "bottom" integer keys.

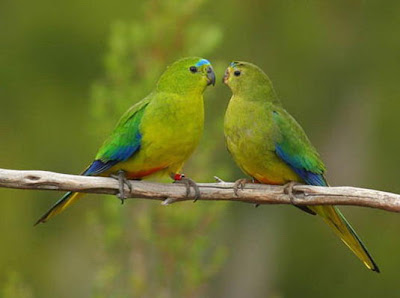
[
  {"left": 125, "top": 166, "right": 166, "bottom": 179},
  {"left": 257, "top": 176, "right": 284, "bottom": 185}
]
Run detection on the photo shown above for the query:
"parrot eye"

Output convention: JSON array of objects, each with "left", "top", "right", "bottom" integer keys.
[
  {"left": 234, "top": 70, "right": 241, "bottom": 77},
  {"left": 189, "top": 66, "right": 198, "bottom": 73}
]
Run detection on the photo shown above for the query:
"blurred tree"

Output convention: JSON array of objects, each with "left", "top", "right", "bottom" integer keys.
[{"left": 1, "top": 272, "right": 33, "bottom": 298}]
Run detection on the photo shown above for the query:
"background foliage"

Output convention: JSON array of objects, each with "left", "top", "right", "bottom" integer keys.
[{"left": 1, "top": 0, "right": 400, "bottom": 297}]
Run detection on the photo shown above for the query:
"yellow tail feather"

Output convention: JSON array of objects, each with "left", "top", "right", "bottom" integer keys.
[
  {"left": 35, "top": 192, "right": 84, "bottom": 225},
  {"left": 310, "top": 205, "right": 379, "bottom": 272}
]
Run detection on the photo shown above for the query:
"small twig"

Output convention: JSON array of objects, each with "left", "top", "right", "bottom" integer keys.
[{"left": 0, "top": 168, "right": 400, "bottom": 213}]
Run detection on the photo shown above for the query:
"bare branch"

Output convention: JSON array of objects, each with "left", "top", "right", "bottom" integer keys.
[{"left": 0, "top": 168, "right": 400, "bottom": 212}]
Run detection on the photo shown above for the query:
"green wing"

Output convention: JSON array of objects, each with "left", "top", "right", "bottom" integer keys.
[
  {"left": 85, "top": 97, "right": 150, "bottom": 175},
  {"left": 272, "top": 108, "right": 327, "bottom": 186}
]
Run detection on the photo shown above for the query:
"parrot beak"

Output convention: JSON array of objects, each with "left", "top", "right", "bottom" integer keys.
[
  {"left": 206, "top": 65, "right": 216, "bottom": 86},
  {"left": 223, "top": 67, "right": 230, "bottom": 84}
]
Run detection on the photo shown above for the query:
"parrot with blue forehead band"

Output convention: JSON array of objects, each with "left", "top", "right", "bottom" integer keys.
[
  {"left": 35, "top": 57, "right": 215, "bottom": 225},
  {"left": 223, "top": 61, "right": 379, "bottom": 272}
]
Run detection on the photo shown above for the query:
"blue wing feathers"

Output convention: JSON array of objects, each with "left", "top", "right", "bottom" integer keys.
[
  {"left": 84, "top": 132, "right": 142, "bottom": 176},
  {"left": 291, "top": 167, "right": 327, "bottom": 186},
  {"left": 275, "top": 144, "right": 327, "bottom": 187},
  {"left": 108, "top": 132, "right": 142, "bottom": 161},
  {"left": 83, "top": 160, "right": 119, "bottom": 176}
]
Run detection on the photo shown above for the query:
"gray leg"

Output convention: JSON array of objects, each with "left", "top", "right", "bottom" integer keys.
[
  {"left": 172, "top": 174, "right": 201, "bottom": 202},
  {"left": 283, "top": 181, "right": 301, "bottom": 204},
  {"left": 110, "top": 170, "right": 132, "bottom": 204},
  {"left": 233, "top": 178, "right": 251, "bottom": 196},
  {"left": 233, "top": 178, "right": 261, "bottom": 207}
]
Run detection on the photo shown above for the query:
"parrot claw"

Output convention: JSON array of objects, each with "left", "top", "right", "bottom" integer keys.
[
  {"left": 233, "top": 178, "right": 251, "bottom": 196},
  {"left": 172, "top": 174, "right": 201, "bottom": 202},
  {"left": 111, "top": 170, "right": 132, "bottom": 204},
  {"left": 283, "top": 181, "right": 302, "bottom": 205}
]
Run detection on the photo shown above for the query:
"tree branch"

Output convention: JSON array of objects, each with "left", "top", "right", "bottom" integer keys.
[{"left": 0, "top": 168, "right": 399, "bottom": 212}]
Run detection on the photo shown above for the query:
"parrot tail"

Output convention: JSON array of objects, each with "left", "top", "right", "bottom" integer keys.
[
  {"left": 312, "top": 205, "right": 380, "bottom": 273},
  {"left": 34, "top": 192, "right": 84, "bottom": 225}
]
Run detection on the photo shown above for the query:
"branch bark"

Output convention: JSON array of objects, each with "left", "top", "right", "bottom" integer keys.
[{"left": 1, "top": 168, "right": 400, "bottom": 212}]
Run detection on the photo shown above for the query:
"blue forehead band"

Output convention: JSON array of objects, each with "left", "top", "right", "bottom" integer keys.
[
  {"left": 195, "top": 59, "right": 211, "bottom": 67},
  {"left": 230, "top": 62, "right": 238, "bottom": 68}
]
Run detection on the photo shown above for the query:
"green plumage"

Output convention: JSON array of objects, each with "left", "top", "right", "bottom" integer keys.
[{"left": 223, "top": 61, "right": 379, "bottom": 272}]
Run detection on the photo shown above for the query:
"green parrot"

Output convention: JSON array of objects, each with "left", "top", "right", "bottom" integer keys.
[
  {"left": 35, "top": 57, "right": 216, "bottom": 225},
  {"left": 223, "top": 61, "right": 379, "bottom": 272}
]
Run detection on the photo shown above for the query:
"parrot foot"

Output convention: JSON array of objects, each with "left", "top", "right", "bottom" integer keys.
[
  {"left": 283, "top": 181, "right": 302, "bottom": 205},
  {"left": 233, "top": 178, "right": 252, "bottom": 196},
  {"left": 172, "top": 174, "right": 201, "bottom": 202},
  {"left": 111, "top": 170, "right": 132, "bottom": 204}
]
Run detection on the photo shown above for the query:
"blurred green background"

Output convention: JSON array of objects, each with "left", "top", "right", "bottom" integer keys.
[{"left": 1, "top": 0, "right": 400, "bottom": 297}]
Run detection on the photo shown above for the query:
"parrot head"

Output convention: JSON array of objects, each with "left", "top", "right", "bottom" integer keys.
[
  {"left": 157, "top": 57, "right": 215, "bottom": 94},
  {"left": 223, "top": 61, "right": 278, "bottom": 101}
]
